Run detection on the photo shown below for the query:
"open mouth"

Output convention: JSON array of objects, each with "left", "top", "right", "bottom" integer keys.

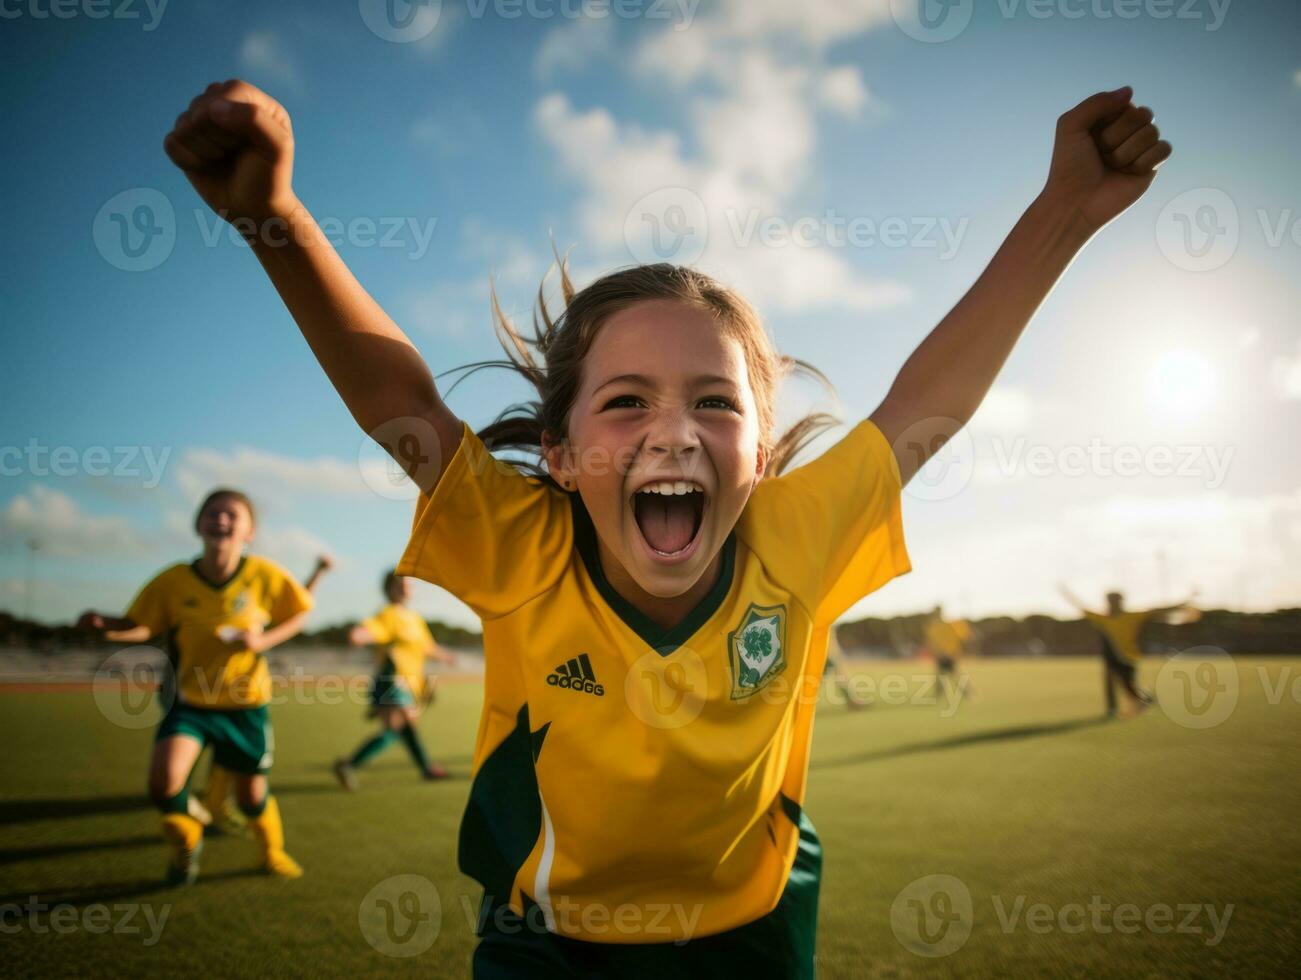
[{"left": 632, "top": 480, "right": 706, "bottom": 560}]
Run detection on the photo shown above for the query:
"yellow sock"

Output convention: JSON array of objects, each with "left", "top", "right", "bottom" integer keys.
[
  {"left": 249, "top": 795, "right": 302, "bottom": 876},
  {"left": 203, "top": 764, "right": 233, "bottom": 815},
  {"left": 160, "top": 812, "right": 204, "bottom": 853}
]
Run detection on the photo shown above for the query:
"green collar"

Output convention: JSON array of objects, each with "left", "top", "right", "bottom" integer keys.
[
  {"left": 569, "top": 494, "right": 736, "bottom": 655},
  {"left": 189, "top": 555, "right": 247, "bottom": 591}
]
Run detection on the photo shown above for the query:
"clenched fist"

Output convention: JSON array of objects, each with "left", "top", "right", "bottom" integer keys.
[
  {"left": 1043, "top": 85, "right": 1173, "bottom": 233},
  {"left": 163, "top": 79, "right": 297, "bottom": 227}
]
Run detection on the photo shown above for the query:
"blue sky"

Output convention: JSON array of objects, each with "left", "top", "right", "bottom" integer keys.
[{"left": 2, "top": 0, "right": 1299, "bottom": 628}]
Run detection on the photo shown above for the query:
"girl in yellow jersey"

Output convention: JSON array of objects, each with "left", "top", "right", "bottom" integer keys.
[
  {"left": 78, "top": 489, "right": 313, "bottom": 885},
  {"left": 334, "top": 569, "right": 455, "bottom": 788},
  {"left": 165, "top": 76, "right": 1171, "bottom": 976}
]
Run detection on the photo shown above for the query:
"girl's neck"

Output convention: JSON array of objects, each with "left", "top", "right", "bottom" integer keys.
[
  {"left": 597, "top": 540, "right": 723, "bottom": 632},
  {"left": 197, "top": 545, "right": 243, "bottom": 584}
]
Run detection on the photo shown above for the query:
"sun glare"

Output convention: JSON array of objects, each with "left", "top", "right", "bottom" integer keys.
[{"left": 1147, "top": 349, "right": 1217, "bottom": 417}]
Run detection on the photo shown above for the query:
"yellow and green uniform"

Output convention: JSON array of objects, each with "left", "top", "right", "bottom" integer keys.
[
  {"left": 924, "top": 618, "right": 971, "bottom": 659},
  {"left": 397, "top": 418, "right": 909, "bottom": 957},
  {"left": 126, "top": 554, "right": 313, "bottom": 773},
  {"left": 1083, "top": 611, "right": 1151, "bottom": 665},
  {"left": 361, "top": 603, "right": 436, "bottom": 706}
]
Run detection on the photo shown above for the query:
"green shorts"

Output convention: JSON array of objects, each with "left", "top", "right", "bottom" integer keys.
[
  {"left": 156, "top": 702, "right": 273, "bottom": 775},
  {"left": 471, "top": 810, "right": 823, "bottom": 979},
  {"left": 370, "top": 658, "right": 417, "bottom": 708}
]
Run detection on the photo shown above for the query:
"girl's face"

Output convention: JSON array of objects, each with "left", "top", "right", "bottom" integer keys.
[
  {"left": 387, "top": 576, "right": 411, "bottom": 604},
  {"left": 197, "top": 496, "right": 255, "bottom": 550},
  {"left": 549, "top": 299, "right": 766, "bottom": 600}
]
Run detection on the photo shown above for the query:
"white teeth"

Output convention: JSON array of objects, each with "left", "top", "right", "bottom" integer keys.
[{"left": 635, "top": 480, "right": 704, "bottom": 496}]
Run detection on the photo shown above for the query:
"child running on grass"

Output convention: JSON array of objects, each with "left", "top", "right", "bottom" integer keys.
[
  {"left": 334, "top": 568, "right": 456, "bottom": 789},
  {"left": 78, "top": 489, "right": 313, "bottom": 884},
  {"left": 194, "top": 552, "right": 333, "bottom": 834},
  {"left": 164, "top": 77, "right": 1170, "bottom": 976},
  {"left": 1060, "top": 585, "right": 1198, "bottom": 718}
]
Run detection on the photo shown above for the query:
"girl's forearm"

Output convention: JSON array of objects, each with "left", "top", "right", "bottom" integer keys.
[
  {"left": 248, "top": 198, "right": 451, "bottom": 438},
  {"left": 258, "top": 611, "right": 311, "bottom": 654},
  {"left": 104, "top": 624, "right": 153, "bottom": 643},
  {"left": 872, "top": 192, "right": 1093, "bottom": 477}
]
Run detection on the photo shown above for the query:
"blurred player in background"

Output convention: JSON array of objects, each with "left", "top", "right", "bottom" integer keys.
[
  {"left": 334, "top": 569, "right": 456, "bottom": 789},
  {"left": 193, "top": 553, "right": 335, "bottom": 835},
  {"left": 922, "top": 605, "right": 978, "bottom": 704},
  {"left": 1059, "top": 585, "right": 1199, "bottom": 718},
  {"left": 824, "top": 624, "right": 870, "bottom": 709},
  {"left": 78, "top": 488, "right": 314, "bottom": 884}
]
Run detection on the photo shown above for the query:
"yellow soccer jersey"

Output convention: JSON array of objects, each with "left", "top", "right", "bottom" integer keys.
[
  {"left": 1084, "top": 610, "right": 1151, "bottom": 664},
  {"left": 397, "top": 418, "right": 909, "bottom": 943},
  {"left": 362, "top": 603, "right": 436, "bottom": 698},
  {"left": 924, "top": 618, "right": 971, "bottom": 657},
  {"left": 126, "top": 554, "right": 313, "bottom": 709}
]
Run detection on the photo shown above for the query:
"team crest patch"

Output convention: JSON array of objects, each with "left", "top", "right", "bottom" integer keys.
[{"left": 728, "top": 603, "right": 787, "bottom": 699}]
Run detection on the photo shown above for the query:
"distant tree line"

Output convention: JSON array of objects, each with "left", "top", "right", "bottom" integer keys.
[{"left": 836, "top": 608, "right": 1301, "bottom": 657}]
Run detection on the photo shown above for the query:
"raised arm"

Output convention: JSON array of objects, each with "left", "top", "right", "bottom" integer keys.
[
  {"left": 1057, "top": 585, "right": 1096, "bottom": 617},
  {"left": 303, "top": 555, "right": 334, "bottom": 595},
  {"left": 163, "top": 80, "right": 461, "bottom": 491},
  {"left": 77, "top": 611, "right": 152, "bottom": 645},
  {"left": 871, "top": 86, "right": 1171, "bottom": 484}
]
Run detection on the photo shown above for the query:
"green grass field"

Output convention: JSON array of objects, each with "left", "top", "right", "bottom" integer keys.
[{"left": 1, "top": 656, "right": 1296, "bottom": 978}]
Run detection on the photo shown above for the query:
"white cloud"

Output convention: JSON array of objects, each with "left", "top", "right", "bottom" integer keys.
[
  {"left": 1269, "top": 340, "right": 1301, "bottom": 399},
  {"left": 533, "top": 2, "right": 908, "bottom": 316},
  {"left": 816, "top": 65, "right": 870, "bottom": 117},
  {"left": 535, "top": 15, "right": 616, "bottom": 77},
  {"left": 238, "top": 31, "right": 304, "bottom": 94},
  {"left": 0, "top": 486, "right": 155, "bottom": 558},
  {"left": 176, "top": 446, "right": 373, "bottom": 507},
  {"left": 968, "top": 386, "right": 1034, "bottom": 435}
]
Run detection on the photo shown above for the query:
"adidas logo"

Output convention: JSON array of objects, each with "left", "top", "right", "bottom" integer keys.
[{"left": 546, "top": 654, "right": 605, "bottom": 697}]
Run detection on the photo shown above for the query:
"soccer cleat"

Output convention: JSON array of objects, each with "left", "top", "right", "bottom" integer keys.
[
  {"left": 334, "top": 758, "right": 359, "bottom": 792},
  {"left": 263, "top": 849, "right": 304, "bottom": 879},
  {"left": 422, "top": 763, "right": 450, "bottom": 781},
  {"left": 162, "top": 825, "right": 203, "bottom": 887}
]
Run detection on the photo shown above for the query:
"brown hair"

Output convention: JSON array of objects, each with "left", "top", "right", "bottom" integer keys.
[
  {"left": 193, "top": 488, "right": 257, "bottom": 532},
  {"left": 443, "top": 251, "right": 839, "bottom": 485}
]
